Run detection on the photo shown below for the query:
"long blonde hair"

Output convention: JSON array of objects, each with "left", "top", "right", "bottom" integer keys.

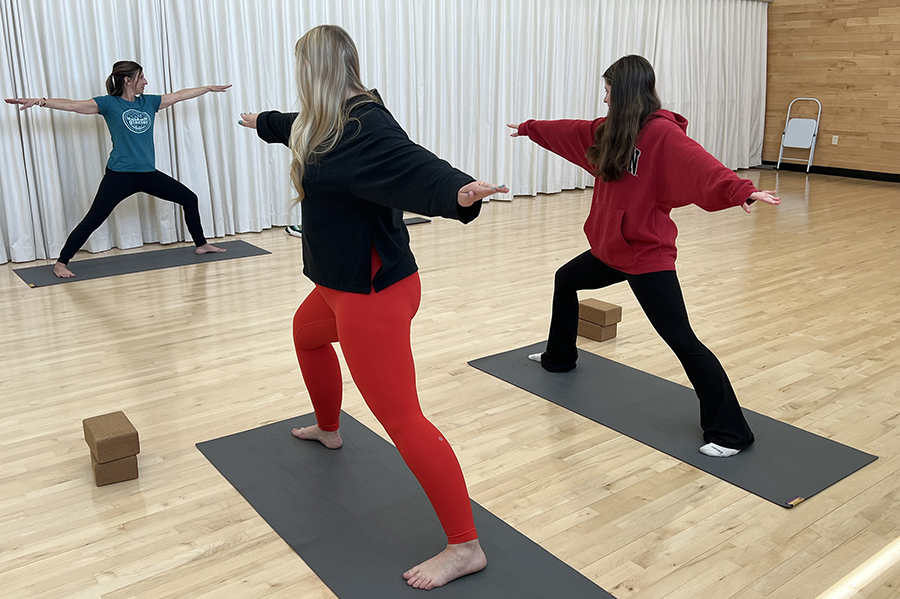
[{"left": 289, "top": 25, "right": 378, "bottom": 203}]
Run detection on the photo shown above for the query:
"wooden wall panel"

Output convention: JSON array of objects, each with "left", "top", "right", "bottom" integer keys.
[{"left": 764, "top": 1, "right": 900, "bottom": 174}]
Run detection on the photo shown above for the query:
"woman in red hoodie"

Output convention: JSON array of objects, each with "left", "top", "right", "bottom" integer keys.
[{"left": 509, "top": 55, "right": 779, "bottom": 458}]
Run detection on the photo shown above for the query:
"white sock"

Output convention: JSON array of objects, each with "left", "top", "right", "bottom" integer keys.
[
  {"left": 528, "top": 353, "right": 543, "bottom": 363},
  {"left": 699, "top": 443, "right": 741, "bottom": 458}
]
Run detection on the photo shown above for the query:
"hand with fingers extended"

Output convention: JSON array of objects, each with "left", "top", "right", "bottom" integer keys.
[
  {"left": 741, "top": 189, "right": 780, "bottom": 213},
  {"left": 458, "top": 181, "right": 509, "bottom": 207},
  {"left": 237, "top": 112, "right": 259, "bottom": 129},
  {"left": 506, "top": 123, "right": 521, "bottom": 137},
  {"left": 5, "top": 97, "right": 42, "bottom": 111}
]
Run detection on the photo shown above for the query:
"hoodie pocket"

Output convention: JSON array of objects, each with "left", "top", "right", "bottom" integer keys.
[{"left": 595, "top": 207, "right": 636, "bottom": 268}]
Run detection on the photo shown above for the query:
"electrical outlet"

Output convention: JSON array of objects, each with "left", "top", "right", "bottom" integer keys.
[{"left": 832, "top": 135, "right": 839, "bottom": 145}]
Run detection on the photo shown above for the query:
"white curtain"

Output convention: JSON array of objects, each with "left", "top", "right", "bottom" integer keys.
[{"left": 0, "top": 0, "right": 768, "bottom": 265}]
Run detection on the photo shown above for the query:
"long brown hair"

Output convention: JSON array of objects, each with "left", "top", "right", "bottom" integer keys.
[
  {"left": 105, "top": 61, "right": 143, "bottom": 96},
  {"left": 586, "top": 55, "right": 661, "bottom": 182},
  {"left": 289, "top": 25, "right": 379, "bottom": 203}
]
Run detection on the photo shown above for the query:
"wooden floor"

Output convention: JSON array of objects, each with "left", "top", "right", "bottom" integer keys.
[{"left": 2, "top": 169, "right": 900, "bottom": 598}]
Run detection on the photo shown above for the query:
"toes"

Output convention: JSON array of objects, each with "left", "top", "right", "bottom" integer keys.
[
  {"left": 404, "top": 568, "right": 434, "bottom": 589},
  {"left": 404, "top": 568, "right": 423, "bottom": 586}
]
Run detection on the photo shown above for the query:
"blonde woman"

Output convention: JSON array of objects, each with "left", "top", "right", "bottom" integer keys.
[
  {"left": 239, "top": 25, "right": 506, "bottom": 590},
  {"left": 6, "top": 61, "right": 228, "bottom": 277}
]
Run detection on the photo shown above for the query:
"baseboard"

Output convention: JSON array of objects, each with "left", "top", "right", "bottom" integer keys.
[{"left": 758, "top": 161, "right": 900, "bottom": 183}]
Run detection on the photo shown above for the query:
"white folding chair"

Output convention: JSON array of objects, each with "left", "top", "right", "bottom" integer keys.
[{"left": 777, "top": 98, "right": 822, "bottom": 173}]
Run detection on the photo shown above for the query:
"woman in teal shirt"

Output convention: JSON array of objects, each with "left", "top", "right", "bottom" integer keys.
[{"left": 6, "top": 60, "right": 230, "bottom": 277}]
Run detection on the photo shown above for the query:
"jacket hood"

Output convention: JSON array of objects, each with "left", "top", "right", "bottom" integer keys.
[{"left": 647, "top": 109, "right": 688, "bottom": 133}]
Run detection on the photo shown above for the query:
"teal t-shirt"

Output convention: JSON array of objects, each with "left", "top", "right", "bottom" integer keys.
[{"left": 93, "top": 94, "right": 162, "bottom": 172}]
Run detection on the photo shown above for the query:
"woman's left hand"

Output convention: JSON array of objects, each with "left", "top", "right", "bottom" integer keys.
[
  {"left": 209, "top": 84, "right": 232, "bottom": 93},
  {"left": 742, "top": 189, "right": 780, "bottom": 213},
  {"left": 458, "top": 181, "right": 509, "bottom": 206},
  {"left": 238, "top": 112, "right": 258, "bottom": 128}
]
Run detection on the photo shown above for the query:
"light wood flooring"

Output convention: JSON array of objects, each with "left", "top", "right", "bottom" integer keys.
[{"left": 1, "top": 168, "right": 899, "bottom": 598}]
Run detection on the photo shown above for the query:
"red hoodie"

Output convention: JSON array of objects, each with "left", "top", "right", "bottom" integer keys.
[{"left": 518, "top": 110, "right": 757, "bottom": 274}]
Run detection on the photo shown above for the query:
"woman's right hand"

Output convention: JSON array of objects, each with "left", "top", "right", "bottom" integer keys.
[
  {"left": 238, "top": 112, "right": 258, "bottom": 129},
  {"left": 5, "top": 98, "right": 41, "bottom": 111},
  {"left": 742, "top": 189, "right": 781, "bottom": 213},
  {"left": 507, "top": 123, "right": 521, "bottom": 137}
]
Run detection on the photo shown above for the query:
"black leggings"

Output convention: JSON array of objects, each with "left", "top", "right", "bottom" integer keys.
[
  {"left": 57, "top": 169, "right": 207, "bottom": 264},
  {"left": 541, "top": 250, "right": 754, "bottom": 449}
]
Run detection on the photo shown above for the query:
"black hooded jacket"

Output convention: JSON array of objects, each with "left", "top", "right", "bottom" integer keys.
[{"left": 256, "top": 92, "right": 480, "bottom": 293}]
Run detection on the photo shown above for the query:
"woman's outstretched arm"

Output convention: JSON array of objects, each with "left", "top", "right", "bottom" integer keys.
[
  {"left": 159, "top": 84, "right": 231, "bottom": 110},
  {"left": 5, "top": 97, "right": 98, "bottom": 114},
  {"left": 506, "top": 120, "right": 598, "bottom": 172},
  {"left": 238, "top": 111, "right": 297, "bottom": 146}
]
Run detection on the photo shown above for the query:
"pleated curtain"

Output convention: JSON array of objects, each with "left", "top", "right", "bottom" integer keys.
[{"left": 0, "top": 0, "right": 768, "bottom": 264}]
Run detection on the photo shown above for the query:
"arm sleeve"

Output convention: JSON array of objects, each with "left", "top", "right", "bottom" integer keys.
[
  {"left": 518, "top": 119, "right": 600, "bottom": 173},
  {"left": 92, "top": 96, "right": 109, "bottom": 116},
  {"left": 256, "top": 111, "right": 298, "bottom": 147},
  {"left": 659, "top": 129, "right": 757, "bottom": 211},
  {"left": 147, "top": 95, "right": 162, "bottom": 113},
  {"left": 349, "top": 118, "right": 480, "bottom": 223}
]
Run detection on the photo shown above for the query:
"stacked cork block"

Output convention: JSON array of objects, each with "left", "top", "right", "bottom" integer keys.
[
  {"left": 83, "top": 411, "right": 140, "bottom": 486},
  {"left": 577, "top": 298, "right": 622, "bottom": 342}
]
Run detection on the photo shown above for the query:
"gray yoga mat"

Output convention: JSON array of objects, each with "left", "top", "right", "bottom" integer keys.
[
  {"left": 469, "top": 342, "right": 877, "bottom": 508},
  {"left": 14, "top": 240, "right": 270, "bottom": 287},
  {"left": 197, "top": 412, "right": 612, "bottom": 598}
]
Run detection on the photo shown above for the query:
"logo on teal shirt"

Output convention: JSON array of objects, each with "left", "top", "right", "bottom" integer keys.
[{"left": 122, "top": 109, "right": 151, "bottom": 134}]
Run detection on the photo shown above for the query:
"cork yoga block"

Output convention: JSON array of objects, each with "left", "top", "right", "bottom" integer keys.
[
  {"left": 578, "top": 298, "right": 622, "bottom": 327},
  {"left": 83, "top": 411, "right": 140, "bottom": 463},
  {"left": 578, "top": 319, "right": 618, "bottom": 342},
  {"left": 91, "top": 453, "right": 139, "bottom": 487}
]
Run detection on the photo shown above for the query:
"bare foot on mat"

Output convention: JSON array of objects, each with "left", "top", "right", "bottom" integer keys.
[
  {"left": 403, "top": 539, "right": 487, "bottom": 590},
  {"left": 291, "top": 425, "right": 343, "bottom": 449},
  {"left": 53, "top": 262, "right": 75, "bottom": 278},
  {"left": 195, "top": 243, "right": 226, "bottom": 255}
]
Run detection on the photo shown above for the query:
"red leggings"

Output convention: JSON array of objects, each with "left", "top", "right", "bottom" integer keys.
[{"left": 292, "top": 253, "right": 477, "bottom": 544}]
